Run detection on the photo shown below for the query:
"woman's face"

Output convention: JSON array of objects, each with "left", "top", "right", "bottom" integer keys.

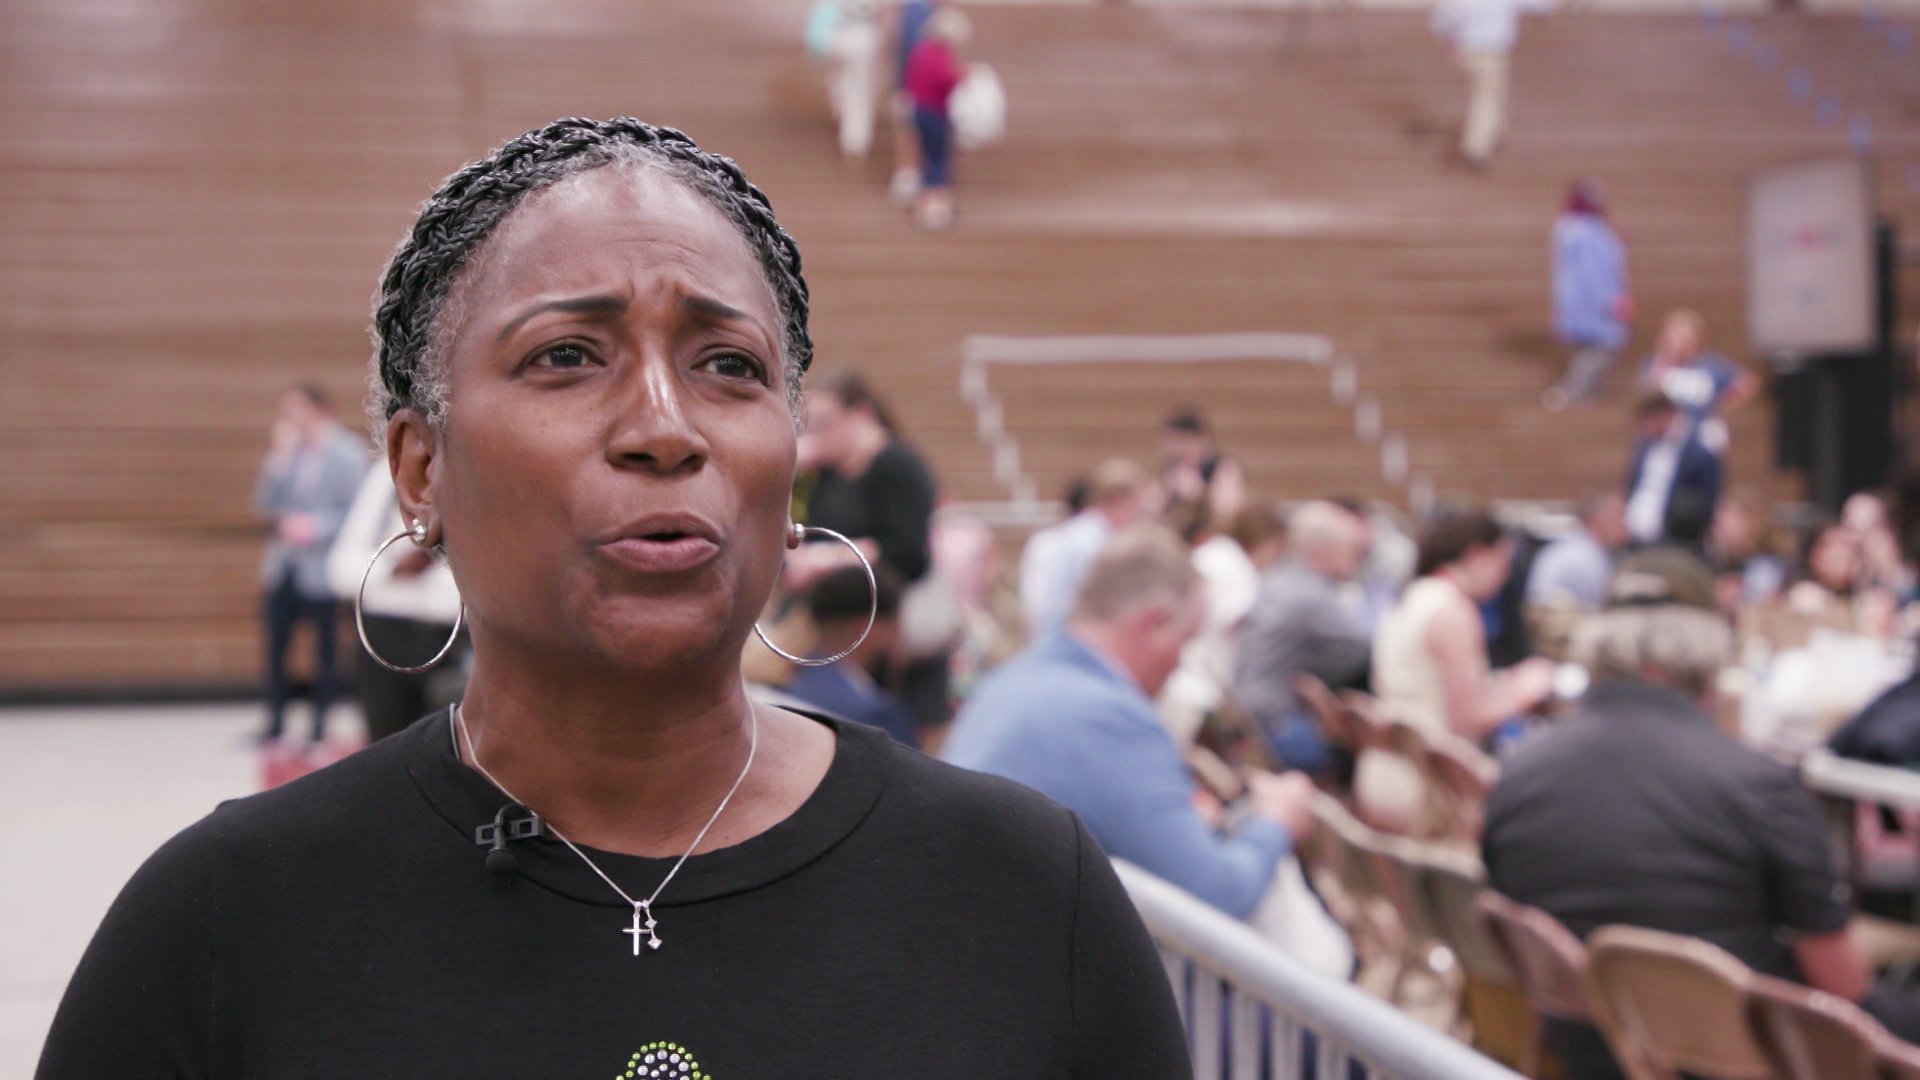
[
  {"left": 1810, "top": 527, "right": 1860, "bottom": 594},
  {"left": 802, "top": 393, "right": 855, "bottom": 470},
  {"left": 393, "top": 166, "right": 797, "bottom": 675},
  {"left": 1457, "top": 538, "right": 1514, "bottom": 602},
  {"left": 1658, "top": 319, "right": 1701, "bottom": 360}
]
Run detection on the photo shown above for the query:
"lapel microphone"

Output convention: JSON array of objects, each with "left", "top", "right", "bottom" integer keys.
[{"left": 475, "top": 804, "right": 546, "bottom": 875}]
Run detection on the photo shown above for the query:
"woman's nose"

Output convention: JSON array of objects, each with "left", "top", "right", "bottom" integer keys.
[{"left": 606, "top": 355, "right": 710, "bottom": 476}]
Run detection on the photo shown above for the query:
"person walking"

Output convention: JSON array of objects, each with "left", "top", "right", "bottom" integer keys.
[
  {"left": 903, "top": 7, "right": 970, "bottom": 230},
  {"left": 1545, "top": 179, "right": 1632, "bottom": 411},
  {"left": 253, "top": 384, "right": 366, "bottom": 745},
  {"left": 1430, "top": 0, "right": 1550, "bottom": 168},
  {"left": 825, "top": 0, "right": 884, "bottom": 158},
  {"left": 886, "top": 0, "right": 938, "bottom": 205}
]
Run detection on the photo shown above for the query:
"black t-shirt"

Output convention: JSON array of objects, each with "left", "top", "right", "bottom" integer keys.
[
  {"left": 805, "top": 439, "right": 937, "bottom": 583},
  {"left": 36, "top": 711, "right": 1188, "bottom": 1079},
  {"left": 1483, "top": 679, "right": 1852, "bottom": 981}
]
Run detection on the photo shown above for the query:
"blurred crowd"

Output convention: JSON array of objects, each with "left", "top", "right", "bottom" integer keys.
[{"left": 243, "top": 161, "right": 1920, "bottom": 1077}]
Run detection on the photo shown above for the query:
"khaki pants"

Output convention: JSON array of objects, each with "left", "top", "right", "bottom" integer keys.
[{"left": 1458, "top": 48, "right": 1510, "bottom": 163}]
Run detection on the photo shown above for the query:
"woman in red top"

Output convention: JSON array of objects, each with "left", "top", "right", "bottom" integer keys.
[{"left": 903, "top": 8, "right": 969, "bottom": 230}]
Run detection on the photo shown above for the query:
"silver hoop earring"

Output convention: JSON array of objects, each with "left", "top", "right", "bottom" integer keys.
[
  {"left": 355, "top": 530, "right": 466, "bottom": 674},
  {"left": 754, "top": 525, "right": 877, "bottom": 668}
]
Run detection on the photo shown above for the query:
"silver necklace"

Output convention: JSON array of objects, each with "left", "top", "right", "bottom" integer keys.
[{"left": 452, "top": 703, "right": 758, "bottom": 956}]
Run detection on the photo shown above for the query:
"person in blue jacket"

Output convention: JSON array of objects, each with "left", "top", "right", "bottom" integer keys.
[
  {"left": 1545, "top": 178, "right": 1632, "bottom": 412},
  {"left": 943, "top": 525, "right": 1315, "bottom": 919}
]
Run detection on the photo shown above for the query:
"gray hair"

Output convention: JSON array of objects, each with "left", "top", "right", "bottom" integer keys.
[
  {"left": 1569, "top": 606, "right": 1733, "bottom": 698},
  {"left": 368, "top": 118, "right": 811, "bottom": 443},
  {"left": 1288, "top": 500, "right": 1361, "bottom": 560},
  {"left": 1073, "top": 525, "right": 1201, "bottom": 623}
]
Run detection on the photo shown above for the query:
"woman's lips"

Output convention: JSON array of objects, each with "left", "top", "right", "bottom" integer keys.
[{"left": 600, "top": 534, "right": 721, "bottom": 574}]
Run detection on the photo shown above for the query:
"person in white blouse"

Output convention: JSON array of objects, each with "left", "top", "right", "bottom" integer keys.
[{"left": 327, "top": 464, "right": 466, "bottom": 741}]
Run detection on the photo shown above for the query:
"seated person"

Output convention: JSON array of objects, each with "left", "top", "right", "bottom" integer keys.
[
  {"left": 1484, "top": 549, "right": 1920, "bottom": 1079},
  {"left": 1018, "top": 458, "right": 1150, "bottom": 638},
  {"left": 1784, "top": 516, "right": 1898, "bottom": 639},
  {"left": 781, "top": 565, "right": 919, "bottom": 748},
  {"left": 1526, "top": 493, "right": 1626, "bottom": 613},
  {"left": 1232, "top": 501, "right": 1375, "bottom": 772},
  {"left": 1364, "top": 509, "right": 1554, "bottom": 831},
  {"left": 943, "top": 525, "right": 1315, "bottom": 922}
]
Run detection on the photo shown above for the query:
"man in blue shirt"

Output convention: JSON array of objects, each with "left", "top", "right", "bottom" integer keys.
[
  {"left": 780, "top": 565, "right": 920, "bottom": 748},
  {"left": 1017, "top": 458, "right": 1149, "bottom": 638},
  {"left": 1639, "top": 309, "right": 1759, "bottom": 458},
  {"left": 945, "top": 525, "right": 1314, "bottom": 920},
  {"left": 1526, "top": 492, "right": 1627, "bottom": 612}
]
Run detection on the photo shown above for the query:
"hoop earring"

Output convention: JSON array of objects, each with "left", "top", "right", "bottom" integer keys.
[
  {"left": 355, "top": 529, "right": 466, "bottom": 674},
  {"left": 754, "top": 525, "right": 877, "bottom": 668}
]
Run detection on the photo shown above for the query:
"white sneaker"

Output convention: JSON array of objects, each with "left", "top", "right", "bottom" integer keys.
[
  {"left": 916, "top": 201, "right": 954, "bottom": 231},
  {"left": 889, "top": 167, "right": 920, "bottom": 206}
]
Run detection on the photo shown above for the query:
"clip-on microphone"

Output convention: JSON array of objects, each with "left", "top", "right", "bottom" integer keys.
[{"left": 475, "top": 804, "right": 546, "bottom": 875}]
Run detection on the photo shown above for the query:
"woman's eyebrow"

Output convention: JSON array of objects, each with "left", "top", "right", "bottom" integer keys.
[
  {"left": 683, "top": 293, "right": 760, "bottom": 328},
  {"left": 495, "top": 294, "right": 628, "bottom": 342}
]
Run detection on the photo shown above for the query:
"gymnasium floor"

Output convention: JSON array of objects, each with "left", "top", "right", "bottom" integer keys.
[{"left": 0, "top": 702, "right": 365, "bottom": 1076}]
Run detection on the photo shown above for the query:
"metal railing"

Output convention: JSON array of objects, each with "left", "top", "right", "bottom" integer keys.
[
  {"left": 1802, "top": 748, "right": 1920, "bottom": 812},
  {"left": 1117, "top": 861, "right": 1524, "bottom": 1080}
]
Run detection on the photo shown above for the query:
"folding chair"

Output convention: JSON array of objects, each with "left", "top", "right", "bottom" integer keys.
[
  {"left": 1745, "top": 974, "right": 1884, "bottom": 1080},
  {"left": 1584, "top": 925, "right": 1772, "bottom": 1080},
  {"left": 1476, "top": 891, "right": 1593, "bottom": 1078},
  {"left": 1303, "top": 793, "right": 1403, "bottom": 984}
]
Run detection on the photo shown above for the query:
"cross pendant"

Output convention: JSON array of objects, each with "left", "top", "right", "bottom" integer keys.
[{"left": 623, "top": 903, "right": 661, "bottom": 956}]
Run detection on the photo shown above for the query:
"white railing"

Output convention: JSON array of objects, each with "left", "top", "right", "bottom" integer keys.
[
  {"left": 1802, "top": 748, "right": 1920, "bottom": 812},
  {"left": 958, "top": 332, "right": 1432, "bottom": 515},
  {"left": 1117, "top": 861, "right": 1525, "bottom": 1080}
]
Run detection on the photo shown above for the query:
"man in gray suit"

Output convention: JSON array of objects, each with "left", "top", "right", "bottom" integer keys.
[
  {"left": 1232, "top": 501, "right": 1374, "bottom": 773},
  {"left": 255, "top": 384, "right": 367, "bottom": 744}
]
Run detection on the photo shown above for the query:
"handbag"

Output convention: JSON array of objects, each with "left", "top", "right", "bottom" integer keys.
[{"left": 949, "top": 63, "right": 1007, "bottom": 150}]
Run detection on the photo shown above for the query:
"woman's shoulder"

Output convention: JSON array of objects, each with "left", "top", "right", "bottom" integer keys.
[
  {"left": 858, "top": 725, "right": 1087, "bottom": 869},
  {"left": 167, "top": 721, "right": 432, "bottom": 860}
]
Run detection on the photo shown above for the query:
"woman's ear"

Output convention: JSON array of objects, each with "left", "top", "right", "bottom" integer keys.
[{"left": 387, "top": 409, "right": 440, "bottom": 544}]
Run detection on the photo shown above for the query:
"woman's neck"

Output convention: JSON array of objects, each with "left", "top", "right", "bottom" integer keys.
[
  {"left": 1432, "top": 567, "right": 1473, "bottom": 600},
  {"left": 454, "top": 643, "right": 794, "bottom": 858}
]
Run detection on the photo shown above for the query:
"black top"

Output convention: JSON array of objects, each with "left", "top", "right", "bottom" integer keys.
[
  {"left": 1483, "top": 679, "right": 1851, "bottom": 981},
  {"left": 37, "top": 710, "right": 1188, "bottom": 1080},
  {"left": 805, "top": 439, "right": 937, "bottom": 583},
  {"left": 1832, "top": 670, "right": 1920, "bottom": 765}
]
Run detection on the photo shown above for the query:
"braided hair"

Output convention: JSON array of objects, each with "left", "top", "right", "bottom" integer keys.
[{"left": 370, "top": 117, "right": 812, "bottom": 436}]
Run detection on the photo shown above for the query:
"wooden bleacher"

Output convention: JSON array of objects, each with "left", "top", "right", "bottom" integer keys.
[{"left": 3, "top": 1, "right": 1916, "bottom": 690}]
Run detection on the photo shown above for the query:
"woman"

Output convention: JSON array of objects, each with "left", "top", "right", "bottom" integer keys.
[
  {"left": 1159, "top": 406, "right": 1247, "bottom": 529},
  {"left": 1784, "top": 517, "right": 1898, "bottom": 638},
  {"left": 800, "top": 370, "right": 948, "bottom": 730},
  {"left": 800, "top": 371, "right": 937, "bottom": 586},
  {"left": 38, "top": 118, "right": 1186, "bottom": 1079},
  {"left": 1360, "top": 509, "right": 1555, "bottom": 832}
]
